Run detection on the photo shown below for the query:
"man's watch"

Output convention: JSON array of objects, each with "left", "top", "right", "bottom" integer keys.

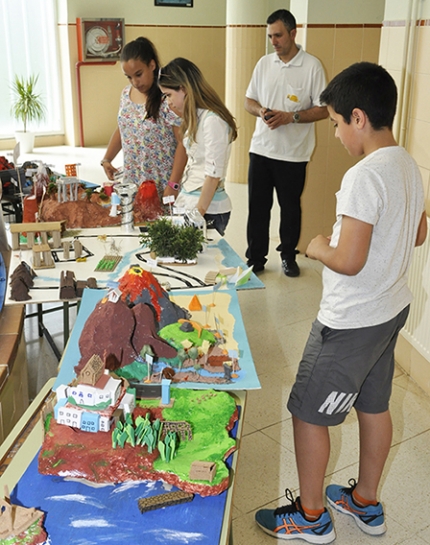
[
  {"left": 292, "top": 112, "right": 301, "bottom": 123},
  {"left": 168, "top": 181, "right": 180, "bottom": 191}
]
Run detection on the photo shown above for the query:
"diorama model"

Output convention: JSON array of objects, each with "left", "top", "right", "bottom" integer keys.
[{"left": 39, "top": 266, "right": 240, "bottom": 496}]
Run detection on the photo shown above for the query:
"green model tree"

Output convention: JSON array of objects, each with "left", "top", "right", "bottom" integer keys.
[{"left": 140, "top": 217, "right": 205, "bottom": 262}]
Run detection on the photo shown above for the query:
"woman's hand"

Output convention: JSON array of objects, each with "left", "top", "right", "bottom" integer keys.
[
  {"left": 101, "top": 161, "right": 118, "bottom": 181},
  {"left": 197, "top": 175, "right": 220, "bottom": 216}
]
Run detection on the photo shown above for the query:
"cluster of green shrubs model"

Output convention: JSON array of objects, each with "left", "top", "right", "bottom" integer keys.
[
  {"left": 140, "top": 217, "right": 205, "bottom": 262},
  {"left": 112, "top": 412, "right": 178, "bottom": 463}
]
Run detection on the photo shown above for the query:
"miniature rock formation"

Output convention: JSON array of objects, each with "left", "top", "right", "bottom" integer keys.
[
  {"left": 9, "top": 261, "right": 37, "bottom": 301},
  {"left": 75, "top": 297, "right": 177, "bottom": 375},
  {"left": 59, "top": 270, "right": 97, "bottom": 300}
]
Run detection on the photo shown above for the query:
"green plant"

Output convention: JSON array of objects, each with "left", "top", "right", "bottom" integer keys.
[
  {"left": 140, "top": 217, "right": 205, "bottom": 262},
  {"left": 11, "top": 74, "right": 45, "bottom": 132}
]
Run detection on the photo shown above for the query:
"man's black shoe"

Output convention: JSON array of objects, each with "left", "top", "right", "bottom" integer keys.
[
  {"left": 282, "top": 259, "right": 300, "bottom": 277},
  {"left": 248, "top": 261, "right": 265, "bottom": 273}
]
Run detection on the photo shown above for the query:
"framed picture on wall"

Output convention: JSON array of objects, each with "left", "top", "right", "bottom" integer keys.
[
  {"left": 76, "top": 18, "right": 125, "bottom": 61},
  {"left": 154, "top": 0, "right": 193, "bottom": 6}
]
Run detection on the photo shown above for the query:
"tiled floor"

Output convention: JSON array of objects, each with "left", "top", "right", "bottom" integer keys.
[{"left": 6, "top": 146, "right": 430, "bottom": 545}]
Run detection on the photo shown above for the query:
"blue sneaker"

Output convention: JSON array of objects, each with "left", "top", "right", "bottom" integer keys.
[
  {"left": 255, "top": 489, "right": 336, "bottom": 543},
  {"left": 326, "top": 479, "right": 386, "bottom": 535}
]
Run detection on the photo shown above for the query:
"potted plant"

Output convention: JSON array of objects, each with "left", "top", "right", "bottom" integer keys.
[{"left": 11, "top": 74, "right": 45, "bottom": 154}]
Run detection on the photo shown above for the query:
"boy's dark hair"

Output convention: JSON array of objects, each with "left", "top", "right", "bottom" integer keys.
[
  {"left": 120, "top": 37, "right": 162, "bottom": 120},
  {"left": 266, "top": 9, "right": 296, "bottom": 31},
  {"left": 320, "top": 62, "right": 397, "bottom": 130}
]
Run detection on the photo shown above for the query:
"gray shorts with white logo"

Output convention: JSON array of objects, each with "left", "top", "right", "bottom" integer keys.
[{"left": 287, "top": 306, "right": 409, "bottom": 426}]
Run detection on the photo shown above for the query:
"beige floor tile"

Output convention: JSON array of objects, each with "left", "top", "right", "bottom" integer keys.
[
  {"left": 232, "top": 430, "right": 298, "bottom": 515},
  {"left": 391, "top": 374, "right": 430, "bottom": 442},
  {"left": 329, "top": 508, "right": 410, "bottom": 545},
  {"left": 243, "top": 372, "right": 294, "bottom": 430},
  {"left": 232, "top": 510, "right": 280, "bottom": 545},
  {"left": 417, "top": 525, "right": 430, "bottom": 544},
  {"left": 382, "top": 431, "right": 430, "bottom": 533},
  {"left": 261, "top": 411, "right": 361, "bottom": 481}
]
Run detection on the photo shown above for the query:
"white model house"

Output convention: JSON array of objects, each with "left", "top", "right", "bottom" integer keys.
[{"left": 53, "top": 355, "right": 135, "bottom": 433}]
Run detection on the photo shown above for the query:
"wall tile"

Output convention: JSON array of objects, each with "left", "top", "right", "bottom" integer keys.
[
  {"left": 385, "top": 26, "right": 407, "bottom": 71},
  {"left": 415, "top": 25, "right": 430, "bottom": 75},
  {"left": 305, "top": 27, "right": 335, "bottom": 80},
  {"left": 410, "top": 73, "right": 430, "bottom": 124},
  {"left": 408, "top": 118, "right": 430, "bottom": 170},
  {"left": 379, "top": 27, "right": 389, "bottom": 67},
  {"left": 361, "top": 27, "right": 381, "bottom": 63},
  {"left": 333, "top": 27, "right": 364, "bottom": 75}
]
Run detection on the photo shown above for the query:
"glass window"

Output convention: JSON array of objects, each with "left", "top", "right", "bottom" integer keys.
[{"left": 0, "top": 0, "right": 63, "bottom": 137}]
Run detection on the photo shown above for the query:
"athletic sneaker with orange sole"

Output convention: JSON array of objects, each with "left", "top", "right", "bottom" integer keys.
[
  {"left": 255, "top": 489, "right": 336, "bottom": 543},
  {"left": 326, "top": 479, "right": 386, "bottom": 536}
]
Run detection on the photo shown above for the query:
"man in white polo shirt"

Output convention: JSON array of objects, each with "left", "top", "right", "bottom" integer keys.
[{"left": 245, "top": 9, "right": 328, "bottom": 276}]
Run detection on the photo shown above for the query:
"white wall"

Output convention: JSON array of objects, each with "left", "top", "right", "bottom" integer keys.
[
  {"left": 59, "top": 0, "right": 227, "bottom": 26},
  {"left": 292, "top": 0, "right": 385, "bottom": 24}
]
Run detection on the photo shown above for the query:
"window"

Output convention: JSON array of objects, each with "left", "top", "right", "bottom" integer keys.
[{"left": 0, "top": 0, "right": 63, "bottom": 137}]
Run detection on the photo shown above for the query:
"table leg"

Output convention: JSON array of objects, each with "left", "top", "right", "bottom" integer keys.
[
  {"left": 37, "top": 304, "right": 43, "bottom": 337},
  {"left": 38, "top": 320, "right": 62, "bottom": 362},
  {"left": 63, "top": 301, "right": 70, "bottom": 347}
]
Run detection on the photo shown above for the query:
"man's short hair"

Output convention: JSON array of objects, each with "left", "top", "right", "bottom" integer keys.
[
  {"left": 267, "top": 9, "right": 296, "bottom": 31},
  {"left": 320, "top": 62, "right": 397, "bottom": 130}
]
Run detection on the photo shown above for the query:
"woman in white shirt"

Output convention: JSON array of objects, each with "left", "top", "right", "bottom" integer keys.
[{"left": 159, "top": 58, "right": 237, "bottom": 235}]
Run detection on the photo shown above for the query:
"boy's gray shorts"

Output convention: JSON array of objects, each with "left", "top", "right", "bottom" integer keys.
[{"left": 287, "top": 306, "right": 409, "bottom": 426}]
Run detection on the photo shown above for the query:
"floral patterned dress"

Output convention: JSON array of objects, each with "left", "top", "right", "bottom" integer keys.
[{"left": 118, "top": 85, "right": 180, "bottom": 196}]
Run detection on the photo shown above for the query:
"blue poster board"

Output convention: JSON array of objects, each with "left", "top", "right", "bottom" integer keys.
[{"left": 12, "top": 410, "right": 240, "bottom": 545}]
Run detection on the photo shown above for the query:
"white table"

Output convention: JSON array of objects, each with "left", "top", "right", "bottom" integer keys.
[{"left": 6, "top": 225, "right": 263, "bottom": 358}]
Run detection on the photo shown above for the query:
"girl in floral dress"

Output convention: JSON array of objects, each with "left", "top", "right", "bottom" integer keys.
[{"left": 101, "top": 37, "right": 186, "bottom": 199}]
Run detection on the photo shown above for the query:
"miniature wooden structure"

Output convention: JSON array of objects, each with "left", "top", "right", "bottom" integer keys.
[
  {"left": 205, "top": 267, "right": 237, "bottom": 285},
  {"left": 161, "top": 421, "right": 193, "bottom": 441},
  {"left": 59, "top": 271, "right": 77, "bottom": 299},
  {"left": 95, "top": 255, "right": 122, "bottom": 272},
  {"left": 78, "top": 354, "right": 104, "bottom": 385},
  {"left": 59, "top": 270, "right": 97, "bottom": 300},
  {"left": 9, "top": 261, "right": 36, "bottom": 301},
  {"left": 0, "top": 487, "right": 45, "bottom": 540},
  {"left": 137, "top": 490, "right": 194, "bottom": 513},
  {"left": 32, "top": 243, "right": 55, "bottom": 269},
  {"left": 76, "top": 277, "right": 97, "bottom": 297},
  {"left": 74, "top": 239, "right": 83, "bottom": 259},
  {"left": 63, "top": 240, "right": 70, "bottom": 259},
  {"left": 9, "top": 221, "right": 64, "bottom": 250},
  {"left": 189, "top": 461, "right": 217, "bottom": 482}
]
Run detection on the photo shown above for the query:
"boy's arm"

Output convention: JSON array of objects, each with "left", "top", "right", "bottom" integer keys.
[
  {"left": 306, "top": 215, "right": 373, "bottom": 275},
  {"left": 415, "top": 211, "right": 428, "bottom": 247}
]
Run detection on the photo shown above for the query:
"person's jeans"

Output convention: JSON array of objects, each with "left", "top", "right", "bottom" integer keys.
[{"left": 205, "top": 212, "right": 231, "bottom": 236}]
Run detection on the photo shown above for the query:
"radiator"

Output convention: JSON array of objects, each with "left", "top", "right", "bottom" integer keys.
[{"left": 402, "top": 217, "right": 430, "bottom": 360}]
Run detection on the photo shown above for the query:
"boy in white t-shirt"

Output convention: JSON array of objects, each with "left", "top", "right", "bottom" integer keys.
[{"left": 255, "top": 62, "right": 427, "bottom": 543}]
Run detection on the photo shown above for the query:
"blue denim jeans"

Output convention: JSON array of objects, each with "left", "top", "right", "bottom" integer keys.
[{"left": 204, "top": 212, "right": 231, "bottom": 236}]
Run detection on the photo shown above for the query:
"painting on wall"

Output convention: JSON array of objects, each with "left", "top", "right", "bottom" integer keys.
[
  {"left": 76, "top": 18, "right": 125, "bottom": 62},
  {"left": 155, "top": 0, "right": 193, "bottom": 6}
]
